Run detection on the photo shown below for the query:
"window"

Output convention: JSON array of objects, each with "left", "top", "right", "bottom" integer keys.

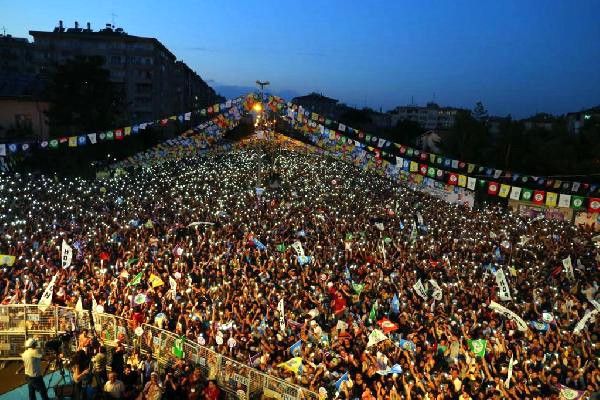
[{"left": 15, "top": 114, "right": 32, "bottom": 129}]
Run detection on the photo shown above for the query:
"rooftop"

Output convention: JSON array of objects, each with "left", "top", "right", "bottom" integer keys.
[{"left": 29, "top": 20, "right": 177, "bottom": 61}]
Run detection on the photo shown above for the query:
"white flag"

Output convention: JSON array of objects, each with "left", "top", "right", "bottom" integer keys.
[
  {"left": 573, "top": 309, "right": 599, "bottom": 335},
  {"left": 61, "top": 240, "right": 73, "bottom": 269},
  {"left": 562, "top": 256, "right": 574, "bottom": 281},
  {"left": 291, "top": 241, "right": 305, "bottom": 257},
  {"left": 429, "top": 279, "right": 442, "bottom": 301},
  {"left": 509, "top": 186, "right": 522, "bottom": 200},
  {"left": 504, "top": 356, "right": 515, "bottom": 388},
  {"left": 558, "top": 194, "right": 571, "bottom": 208},
  {"left": 571, "top": 182, "right": 580, "bottom": 192},
  {"left": 489, "top": 301, "right": 528, "bottom": 332},
  {"left": 38, "top": 275, "right": 57, "bottom": 312},
  {"left": 416, "top": 212, "right": 424, "bottom": 225},
  {"left": 494, "top": 169, "right": 503, "bottom": 179},
  {"left": 378, "top": 138, "right": 386, "bottom": 148},
  {"left": 184, "top": 112, "right": 191, "bottom": 121},
  {"left": 413, "top": 279, "right": 428, "bottom": 301},
  {"left": 396, "top": 156, "right": 404, "bottom": 167},
  {"left": 277, "top": 299, "right": 285, "bottom": 332},
  {"left": 366, "top": 329, "right": 388, "bottom": 348},
  {"left": 495, "top": 269, "right": 512, "bottom": 301},
  {"left": 169, "top": 275, "right": 177, "bottom": 297},
  {"left": 76, "top": 296, "right": 84, "bottom": 312},
  {"left": 374, "top": 222, "right": 384, "bottom": 231},
  {"left": 0, "top": 144, "right": 6, "bottom": 156},
  {"left": 467, "top": 177, "right": 477, "bottom": 190},
  {"left": 338, "top": 123, "right": 346, "bottom": 132}
]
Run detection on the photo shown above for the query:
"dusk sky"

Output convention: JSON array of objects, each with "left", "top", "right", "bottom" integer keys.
[{"left": 3, "top": 0, "right": 599, "bottom": 118}]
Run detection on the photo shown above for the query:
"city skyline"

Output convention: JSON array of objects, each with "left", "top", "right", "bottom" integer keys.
[{"left": 2, "top": 0, "right": 599, "bottom": 118}]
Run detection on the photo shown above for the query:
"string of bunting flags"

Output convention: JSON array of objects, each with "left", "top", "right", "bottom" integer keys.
[
  {"left": 276, "top": 97, "right": 598, "bottom": 196},
  {"left": 254, "top": 94, "right": 600, "bottom": 213},
  {"left": 0, "top": 97, "right": 244, "bottom": 156}
]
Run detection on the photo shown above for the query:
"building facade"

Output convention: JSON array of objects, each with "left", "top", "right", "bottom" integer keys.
[
  {"left": 566, "top": 106, "right": 600, "bottom": 135},
  {"left": 389, "top": 102, "right": 463, "bottom": 130},
  {"left": 29, "top": 21, "right": 222, "bottom": 124}
]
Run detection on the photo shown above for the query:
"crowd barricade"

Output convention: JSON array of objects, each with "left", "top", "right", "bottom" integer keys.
[{"left": 0, "top": 305, "right": 318, "bottom": 399}]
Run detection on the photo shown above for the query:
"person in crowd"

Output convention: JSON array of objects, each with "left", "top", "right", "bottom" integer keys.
[
  {"left": 104, "top": 371, "right": 126, "bottom": 399},
  {"left": 21, "top": 339, "right": 49, "bottom": 400},
  {"left": 71, "top": 349, "right": 91, "bottom": 400}
]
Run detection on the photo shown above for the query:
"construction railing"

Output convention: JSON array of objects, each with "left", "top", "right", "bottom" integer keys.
[{"left": 0, "top": 305, "right": 318, "bottom": 400}]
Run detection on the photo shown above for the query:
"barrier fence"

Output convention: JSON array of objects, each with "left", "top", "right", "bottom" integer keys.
[{"left": 0, "top": 305, "right": 318, "bottom": 400}]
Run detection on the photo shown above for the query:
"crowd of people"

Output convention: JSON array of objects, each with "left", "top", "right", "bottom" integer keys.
[{"left": 1, "top": 136, "right": 599, "bottom": 400}]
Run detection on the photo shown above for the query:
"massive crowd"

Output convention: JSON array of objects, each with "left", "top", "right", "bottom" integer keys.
[{"left": 1, "top": 137, "right": 599, "bottom": 400}]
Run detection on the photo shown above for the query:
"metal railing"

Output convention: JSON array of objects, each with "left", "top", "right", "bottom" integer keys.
[{"left": 0, "top": 304, "right": 318, "bottom": 400}]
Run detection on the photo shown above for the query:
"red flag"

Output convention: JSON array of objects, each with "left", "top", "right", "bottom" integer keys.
[
  {"left": 99, "top": 251, "right": 110, "bottom": 261},
  {"left": 533, "top": 190, "right": 545, "bottom": 205},
  {"left": 377, "top": 317, "right": 399, "bottom": 334},
  {"left": 588, "top": 198, "right": 600, "bottom": 213},
  {"left": 399, "top": 146, "right": 406, "bottom": 155},
  {"left": 447, "top": 173, "right": 458, "bottom": 185},
  {"left": 419, "top": 153, "right": 428, "bottom": 161},
  {"left": 114, "top": 129, "right": 124, "bottom": 140},
  {"left": 488, "top": 181, "right": 499, "bottom": 195},
  {"left": 419, "top": 164, "right": 428, "bottom": 176}
]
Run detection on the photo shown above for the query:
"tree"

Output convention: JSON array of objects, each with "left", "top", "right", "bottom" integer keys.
[
  {"left": 45, "top": 56, "right": 125, "bottom": 137},
  {"left": 473, "top": 101, "right": 488, "bottom": 122},
  {"left": 441, "top": 110, "right": 489, "bottom": 162}
]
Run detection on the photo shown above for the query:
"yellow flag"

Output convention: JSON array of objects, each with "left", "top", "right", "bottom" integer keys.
[
  {"left": 410, "top": 161, "right": 418, "bottom": 172},
  {"left": 499, "top": 184, "right": 511, "bottom": 198},
  {"left": 148, "top": 273, "right": 164, "bottom": 288},
  {"left": 278, "top": 357, "right": 303, "bottom": 375},
  {"left": 545, "top": 192, "right": 558, "bottom": 207},
  {"left": 124, "top": 126, "right": 131, "bottom": 136},
  {"left": 0, "top": 254, "right": 16, "bottom": 266},
  {"left": 213, "top": 104, "right": 220, "bottom": 113},
  {"left": 458, "top": 175, "right": 467, "bottom": 187},
  {"left": 68, "top": 136, "right": 78, "bottom": 147}
]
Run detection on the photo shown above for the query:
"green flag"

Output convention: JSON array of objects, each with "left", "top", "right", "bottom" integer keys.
[
  {"left": 127, "top": 271, "right": 143, "bottom": 287},
  {"left": 467, "top": 339, "right": 487, "bottom": 358},
  {"left": 172, "top": 335, "right": 185, "bottom": 359},
  {"left": 368, "top": 300, "right": 378, "bottom": 323},
  {"left": 144, "top": 219, "right": 154, "bottom": 229},
  {"left": 352, "top": 282, "right": 365, "bottom": 296},
  {"left": 49, "top": 140, "right": 59, "bottom": 149},
  {"left": 105, "top": 131, "right": 114, "bottom": 140},
  {"left": 126, "top": 258, "right": 138, "bottom": 267},
  {"left": 571, "top": 196, "right": 585, "bottom": 210},
  {"left": 276, "top": 243, "right": 286, "bottom": 252},
  {"left": 521, "top": 188, "right": 533, "bottom": 201},
  {"left": 345, "top": 233, "right": 353, "bottom": 241},
  {"left": 427, "top": 167, "right": 436, "bottom": 178}
]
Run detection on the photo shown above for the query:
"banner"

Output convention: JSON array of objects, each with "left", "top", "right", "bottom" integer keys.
[
  {"left": 494, "top": 269, "right": 512, "bottom": 301},
  {"left": 366, "top": 329, "right": 388, "bottom": 348},
  {"left": 413, "top": 279, "right": 428, "bottom": 300},
  {"left": 573, "top": 309, "right": 599, "bottom": 335},
  {"left": 38, "top": 275, "right": 57, "bottom": 312},
  {"left": 429, "top": 279, "right": 442, "bottom": 301},
  {"left": 291, "top": 241, "right": 305, "bottom": 257},
  {"left": 488, "top": 301, "right": 528, "bottom": 331},
  {"left": 277, "top": 298, "right": 285, "bottom": 332},
  {"left": 562, "top": 256, "right": 574, "bottom": 281},
  {"left": 61, "top": 240, "right": 73, "bottom": 269}
]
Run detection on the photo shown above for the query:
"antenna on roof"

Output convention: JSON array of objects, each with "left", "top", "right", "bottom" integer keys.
[
  {"left": 1, "top": 26, "right": 5, "bottom": 36},
  {"left": 111, "top": 12, "right": 118, "bottom": 28}
]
